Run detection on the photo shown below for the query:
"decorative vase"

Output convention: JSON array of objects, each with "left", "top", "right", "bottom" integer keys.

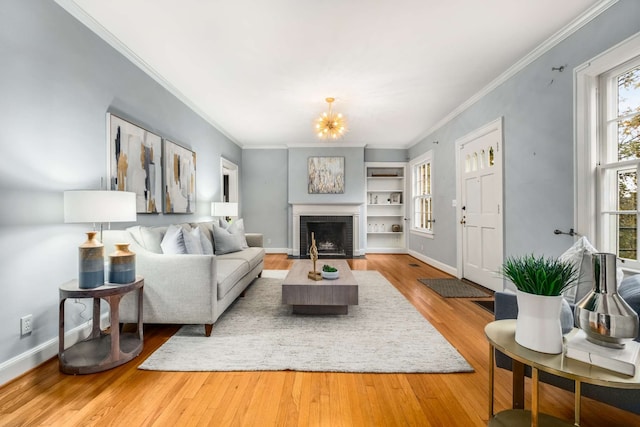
[
  {"left": 515, "top": 290, "right": 564, "bottom": 354},
  {"left": 108, "top": 243, "right": 136, "bottom": 284},
  {"left": 78, "top": 231, "right": 104, "bottom": 289},
  {"left": 575, "top": 252, "right": 639, "bottom": 348}
]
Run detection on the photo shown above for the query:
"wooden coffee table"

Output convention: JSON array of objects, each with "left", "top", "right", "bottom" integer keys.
[{"left": 282, "top": 259, "right": 358, "bottom": 314}]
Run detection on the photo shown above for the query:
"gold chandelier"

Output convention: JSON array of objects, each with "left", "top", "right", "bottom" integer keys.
[{"left": 315, "top": 97, "right": 347, "bottom": 140}]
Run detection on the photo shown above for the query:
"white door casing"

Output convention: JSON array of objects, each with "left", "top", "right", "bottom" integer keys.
[{"left": 455, "top": 118, "right": 504, "bottom": 292}]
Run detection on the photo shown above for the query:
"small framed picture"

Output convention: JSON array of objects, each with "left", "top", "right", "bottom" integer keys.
[{"left": 391, "top": 192, "right": 402, "bottom": 204}]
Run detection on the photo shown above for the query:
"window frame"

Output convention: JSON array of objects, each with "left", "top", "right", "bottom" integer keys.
[
  {"left": 410, "top": 150, "right": 434, "bottom": 237},
  {"left": 576, "top": 32, "right": 640, "bottom": 270}
]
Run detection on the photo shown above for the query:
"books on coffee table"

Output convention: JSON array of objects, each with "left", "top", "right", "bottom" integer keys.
[{"left": 565, "top": 330, "right": 640, "bottom": 376}]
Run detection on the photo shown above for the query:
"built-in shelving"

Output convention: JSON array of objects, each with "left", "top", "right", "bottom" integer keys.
[{"left": 365, "top": 162, "right": 407, "bottom": 253}]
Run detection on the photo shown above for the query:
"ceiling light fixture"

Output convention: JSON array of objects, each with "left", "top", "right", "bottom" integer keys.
[{"left": 315, "top": 97, "right": 347, "bottom": 140}]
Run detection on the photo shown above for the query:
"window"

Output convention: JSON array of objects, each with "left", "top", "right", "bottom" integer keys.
[
  {"left": 576, "top": 33, "right": 640, "bottom": 269},
  {"left": 599, "top": 58, "right": 640, "bottom": 262},
  {"left": 410, "top": 151, "right": 433, "bottom": 234}
]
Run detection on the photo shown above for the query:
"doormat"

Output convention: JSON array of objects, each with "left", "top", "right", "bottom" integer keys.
[
  {"left": 473, "top": 300, "right": 494, "bottom": 314},
  {"left": 417, "top": 278, "right": 492, "bottom": 298}
]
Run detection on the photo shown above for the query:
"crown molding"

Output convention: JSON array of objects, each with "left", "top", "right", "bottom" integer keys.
[
  {"left": 408, "top": 0, "right": 619, "bottom": 148},
  {"left": 54, "top": 0, "right": 239, "bottom": 146}
]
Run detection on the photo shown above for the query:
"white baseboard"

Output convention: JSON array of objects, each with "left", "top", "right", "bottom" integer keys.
[
  {"left": 264, "top": 247, "right": 289, "bottom": 254},
  {"left": 0, "top": 314, "right": 108, "bottom": 387},
  {"left": 407, "top": 250, "right": 458, "bottom": 276}
]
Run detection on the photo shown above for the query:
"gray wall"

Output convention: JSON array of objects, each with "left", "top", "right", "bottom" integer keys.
[
  {"left": 242, "top": 149, "right": 289, "bottom": 249},
  {"left": 0, "top": 0, "right": 240, "bottom": 379},
  {"left": 408, "top": 0, "right": 640, "bottom": 268},
  {"left": 364, "top": 148, "right": 408, "bottom": 163}
]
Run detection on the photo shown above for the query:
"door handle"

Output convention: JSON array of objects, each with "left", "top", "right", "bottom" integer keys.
[{"left": 460, "top": 216, "right": 466, "bottom": 225}]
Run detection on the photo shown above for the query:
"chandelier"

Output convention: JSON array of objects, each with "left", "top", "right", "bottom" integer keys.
[{"left": 315, "top": 97, "right": 347, "bottom": 140}]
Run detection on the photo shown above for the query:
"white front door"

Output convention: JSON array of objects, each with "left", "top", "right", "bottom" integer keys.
[{"left": 456, "top": 118, "right": 504, "bottom": 292}]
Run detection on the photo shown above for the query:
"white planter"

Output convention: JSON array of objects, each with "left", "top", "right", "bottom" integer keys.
[{"left": 515, "top": 290, "right": 564, "bottom": 354}]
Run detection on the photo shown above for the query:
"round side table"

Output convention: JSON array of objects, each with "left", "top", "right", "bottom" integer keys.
[{"left": 58, "top": 276, "right": 144, "bottom": 374}]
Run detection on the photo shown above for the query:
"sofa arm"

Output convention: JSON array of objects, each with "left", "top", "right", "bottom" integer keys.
[
  {"left": 246, "top": 233, "right": 263, "bottom": 248},
  {"left": 102, "top": 230, "right": 218, "bottom": 324},
  {"left": 495, "top": 291, "right": 518, "bottom": 321},
  {"left": 125, "top": 250, "right": 217, "bottom": 324}
]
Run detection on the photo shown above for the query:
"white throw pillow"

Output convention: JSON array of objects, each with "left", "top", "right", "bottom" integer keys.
[
  {"left": 160, "top": 224, "right": 187, "bottom": 254},
  {"left": 228, "top": 218, "right": 249, "bottom": 249},
  {"left": 182, "top": 226, "right": 204, "bottom": 254},
  {"left": 212, "top": 224, "right": 244, "bottom": 255},
  {"left": 559, "top": 236, "right": 597, "bottom": 304}
]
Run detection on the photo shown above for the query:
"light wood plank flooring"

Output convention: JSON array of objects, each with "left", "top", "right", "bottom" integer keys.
[{"left": 1, "top": 254, "right": 639, "bottom": 426}]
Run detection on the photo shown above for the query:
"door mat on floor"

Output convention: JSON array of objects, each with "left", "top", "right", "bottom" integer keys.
[
  {"left": 417, "top": 278, "right": 492, "bottom": 298},
  {"left": 473, "top": 300, "right": 494, "bottom": 313}
]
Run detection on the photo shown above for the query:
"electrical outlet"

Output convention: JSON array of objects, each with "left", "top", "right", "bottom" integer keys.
[{"left": 20, "top": 314, "right": 33, "bottom": 336}]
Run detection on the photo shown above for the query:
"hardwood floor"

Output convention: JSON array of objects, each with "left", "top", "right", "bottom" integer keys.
[{"left": 1, "top": 254, "right": 639, "bottom": 426}]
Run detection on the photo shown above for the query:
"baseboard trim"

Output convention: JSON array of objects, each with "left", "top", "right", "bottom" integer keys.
[
  {"left": 264, "top": 247, "right": 289, "bottom": 254},
  {"left": 0, "top": 314, "right": 108, "bottom": 387},
  {"left": 408, "top": 250, "right": 457, "bottom": 276}
]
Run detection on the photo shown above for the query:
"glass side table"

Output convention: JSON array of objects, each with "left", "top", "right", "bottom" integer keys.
[
  {"left": 59, "top": 276, "right": 144, "bottom": 374},
  {"left": 486, "top": 319, "right": 640, "bottom": 427}
]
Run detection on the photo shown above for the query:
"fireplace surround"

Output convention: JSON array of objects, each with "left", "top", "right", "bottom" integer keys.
[{"left": 291, "top": 204, "right": 361, "bottom": 258}]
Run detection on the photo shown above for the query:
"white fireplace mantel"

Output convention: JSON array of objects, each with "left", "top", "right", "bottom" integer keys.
[{"left": 291, "top": 204, "right": 362, "bottom": 257}]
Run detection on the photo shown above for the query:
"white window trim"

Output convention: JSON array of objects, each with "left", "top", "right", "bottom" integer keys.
[
  {"left": 409, "top": 150, "right": 434, "bottom": 238},
  {"left": 575, "top": 31, "right": 640, "bottom": 259}
]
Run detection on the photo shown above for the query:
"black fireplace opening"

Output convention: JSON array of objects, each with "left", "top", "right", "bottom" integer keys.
[{"left": 300, "top": 215, "right": 353, "bottom": 259}]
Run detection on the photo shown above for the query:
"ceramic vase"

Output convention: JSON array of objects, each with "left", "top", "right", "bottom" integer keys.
[
  {"left": 79, "top": 231, "right": 104, "bottom": 289},
  {"left": 515, "top": 290, "right": 564, "bottom": 354},
  {"left": 108, "top": 243, "right": 136, "bottom": 284}
]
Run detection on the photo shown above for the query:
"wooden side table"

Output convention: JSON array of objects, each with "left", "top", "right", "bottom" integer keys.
[
  {"left": 59, "top": 277, "right": 144, "bottom": 374},
  {"left": 486, "top": 319, "right": 640, "bottom": 426}
]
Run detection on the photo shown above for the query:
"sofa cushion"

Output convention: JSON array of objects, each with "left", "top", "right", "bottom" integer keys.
[
  {"left": 212, "top": 223, "right": 244, "bottom": 255},
  {"left": 216, "top": 259, "right": 250, "bottom": 300},
  {"left": 127, "top": 225, "right": 167, "bottom": 253},
  {"left": 161, "top": 224, "right": 187, "bottom": 254},
  {"left": 216, "top": 247, "right": 265, "bottom": 271}
]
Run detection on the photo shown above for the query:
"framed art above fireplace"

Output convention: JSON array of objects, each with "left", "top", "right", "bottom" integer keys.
[{"left": 308, "top": 156, "right": 345, "bottom": 194}]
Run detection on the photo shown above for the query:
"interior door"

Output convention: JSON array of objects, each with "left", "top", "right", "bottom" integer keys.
[{"left": 457, "top": 120, "right": 503, "bottom": 292}]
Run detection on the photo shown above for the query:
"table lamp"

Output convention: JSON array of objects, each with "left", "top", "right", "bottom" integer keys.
[
  {"left": 211, "top": 202, "right": 238, "bottom": 222},
  {"left": 64, "top": 190, "right": 136, "bottom": 288}
]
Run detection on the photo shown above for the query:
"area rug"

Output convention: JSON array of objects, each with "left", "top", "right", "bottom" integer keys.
[
  {"left": 418, "top": 278, "right": 492, "bottom": 298},
  {"left": 139, "top": 270, "right": 473, "bottom": 373}
]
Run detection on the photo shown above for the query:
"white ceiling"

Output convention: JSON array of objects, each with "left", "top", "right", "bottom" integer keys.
[{"left": 61, "top": 0, "right": 606, "bottom": 149}]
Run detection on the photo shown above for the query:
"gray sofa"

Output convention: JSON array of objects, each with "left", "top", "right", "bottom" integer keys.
[
  {"left": 494, "top": 274, "right": 640, "bottom": 415},
  {"left": 101, "top": 221, "right": 265, "bottom": 336}
]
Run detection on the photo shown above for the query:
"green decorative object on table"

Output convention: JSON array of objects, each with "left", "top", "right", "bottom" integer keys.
[
  {"left": 322, "top": 264, "right": 339, "bottom": 280},
  {"left": 500, "top": 254, "right": 578, "bottom": 354}
]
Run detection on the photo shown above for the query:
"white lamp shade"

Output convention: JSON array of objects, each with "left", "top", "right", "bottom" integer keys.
[
  {"left": 211, "top": 202, "right": 238, "bottom": 217},
  {"left": 64, "top": 191, "right": 137, "bottom": 223}
]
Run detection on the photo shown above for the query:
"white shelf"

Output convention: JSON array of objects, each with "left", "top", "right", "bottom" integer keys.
[{"left": 365, "top": 162, "right": 407, "bottom": 254}]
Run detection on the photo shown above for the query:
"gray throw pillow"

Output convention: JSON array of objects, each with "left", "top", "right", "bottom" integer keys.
[
  {"left": 212, "top": 224, "right": 244, "bottom": 255},
  {"left": 160, "top": 224, "right": 187, "bottom": 254},
  {"left": 619, "top": 274, "right": 640, "bottom": 316},
  {"left": 182, "top": 226, "right": 204, "bottom": 254}
]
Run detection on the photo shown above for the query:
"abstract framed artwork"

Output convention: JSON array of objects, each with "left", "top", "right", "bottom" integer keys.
[
  {"left": 163, "top": 139, "right": 197, "bottom": 214},
  {"left": 308, "top": 156, "right": 345, "bottom": 194},
  {"left": 107, "top": 113, "right": 162, "bottom": 214}
]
